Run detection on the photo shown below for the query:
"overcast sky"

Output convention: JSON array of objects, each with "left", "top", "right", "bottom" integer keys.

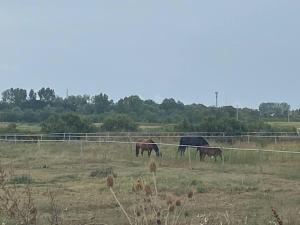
[{"left": 0, "top": 1, "right": 299, "bottom": 108}]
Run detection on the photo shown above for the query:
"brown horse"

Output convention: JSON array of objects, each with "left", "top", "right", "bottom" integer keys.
[
  {"left": 136, "top": 139, "right": 160, "bottom": 157},
  {"left": 197, "top": 146, "right": 223, "bottom": 161}
]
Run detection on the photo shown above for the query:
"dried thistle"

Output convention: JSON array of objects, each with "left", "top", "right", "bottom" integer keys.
[
  {"left": 133, "top": 179, "right": 144, "bottom": 193},
  {"left": 272, "top": 207, "right": 283, "bottom": 225},
  {"left": 175, "top": 198, "right": 182, "bottom": 207},
  {"left": 149, "top": 161, "right": 157, "bottom": 174},
  {"left": 106, "top": 175, "right": 114, "bottom": 188},
  {"left": 187, "top": 190, "right": 194, "bottom": 199},
  {"left": 0, "top": 167, "right": 6, "bottom": 185},
  {"left": 47, "top": 190, "right": 63, "bottom": 225},
  {"left": 169, "top": 205, "right": 175, "bottom": 213},
  {"left": 107, "top": 176, "right": 132, "bottom": 225},
  {"left": 157, "top": 211, "right": 161, "bottom": 217},
  {"left": 166, "top": 195, "right": 174, "bottom": 205},
  {"left": 144, "top": 184, "right": 152, "bottom": 196}
]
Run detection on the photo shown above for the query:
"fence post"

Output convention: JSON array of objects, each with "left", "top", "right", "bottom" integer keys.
[
  {"left": 222, "top": 148, "right": 225, "bottom": 165},
  {"left": 80, "top": 140, "right": 84, "bottom": 168},
  {"left": 259, "top": 149, "right": 263, "bottom": 173},
  {"left": 38, "top": 138, "right": 41, "bottom": 151},
  {"left": 188, "top": 148, "right": 192, "bottom": 170},
  {"left": 129, "top": 136, "right": 133, "bottom": 154}
]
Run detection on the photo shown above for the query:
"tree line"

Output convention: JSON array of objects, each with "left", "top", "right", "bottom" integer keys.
[{"left": 0, "top": 87, "right": 298, "bottom": 133}]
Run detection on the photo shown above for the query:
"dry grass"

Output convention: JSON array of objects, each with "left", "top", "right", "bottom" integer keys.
[{"left": 0, "top": 139, "right": 299, "bottom": 224}]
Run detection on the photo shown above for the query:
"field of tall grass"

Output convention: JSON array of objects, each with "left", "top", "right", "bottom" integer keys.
[{"left": 0, "top": 138, "right": 299, "bottom": 224}]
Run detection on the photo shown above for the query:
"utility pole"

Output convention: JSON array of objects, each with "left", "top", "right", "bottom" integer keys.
[
  {"left": 236, "top": 105, "right": 239, "bottom": 121},
  {"left": 215, "top": 91, "right": 218, "bottom": 107}
]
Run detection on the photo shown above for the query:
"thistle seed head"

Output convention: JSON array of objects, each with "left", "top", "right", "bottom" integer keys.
[
  {"left": 187, "top": 190, "right": 194, "bottom": 199},
  {"left": 144, "top": 185, "right": 152, "bottom": 196},
  {"left": 175, "top": 199, "right": 181, "bottom": 207},
  {"left": 107, "top": 175, "right": 114, "bottom": 188},
  {"left": 169, "top": 205, "right": 175, "bottom": 213},
  {"left": 133, "top": 178, "right": 144, "bottom": 192}
]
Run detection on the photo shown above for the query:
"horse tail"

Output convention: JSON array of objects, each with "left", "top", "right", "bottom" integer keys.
[
  {"left": 219, "top": 148, "right": 223, "bottom": 160},
  {"left": 154, "top": 144, "right": 160, "bottom": 157}
]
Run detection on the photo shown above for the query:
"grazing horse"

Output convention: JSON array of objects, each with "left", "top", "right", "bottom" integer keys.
[
  {"left": 198, "top": 146, "right": 223, "bottom": 161},
  {"left": 136, "top": 139, "right": 160, "bottom": 157},
  {"left": 178, "top": 136, "right": 209, "bottom": 156}
]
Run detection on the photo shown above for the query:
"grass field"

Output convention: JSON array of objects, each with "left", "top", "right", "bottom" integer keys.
[
  {"left": 0, "top": 138, "right": 299, "bottom": 225},
  {"left": 268, "top": 121, "right": 300, "bottom": 130},
  {"left": 0, "top": 122, "right": 41, "bottom": 133},
  {"left": 0, "top": 122, "right": 172, "bottom": 133},
  {"left": 1, "top": 121, "right": 300, "bottom": 134}
]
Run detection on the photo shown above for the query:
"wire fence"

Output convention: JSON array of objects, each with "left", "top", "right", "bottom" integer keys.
[{"left": 1, "top": 134, "right": 300, "bottom": 155}]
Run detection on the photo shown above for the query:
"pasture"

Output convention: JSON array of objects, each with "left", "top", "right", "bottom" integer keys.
[
  {"left": 0, "top": 137, "right": 299, "bottom": 225},
  {"left": 267, "top": 121, "right": 300, "bottom": 130}
]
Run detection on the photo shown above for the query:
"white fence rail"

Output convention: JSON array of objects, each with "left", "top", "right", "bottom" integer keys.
[
  {"left": 1, "top": 134, "right": 300, "bottom": 155},
  {"left": 0, "top": 131, "right": 300, "bottom": 140}
]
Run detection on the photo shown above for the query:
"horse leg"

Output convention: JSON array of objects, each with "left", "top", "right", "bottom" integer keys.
[
  {"left": 136, "top": 146, "right": 139, "bottom": 157},
  {"left": 148, "top": 149, "right": 151, "bottom": 157},
  {"left": 201, "top": 153, "right": 206, "bottom": 161},
  {"left": 141, "top": 149, "right": 144, "bottom": 157},
  {"left": 200, "top": 152, "right": 204, "bottom": 161},
  {"left": 181, "top": 147, "right": 186, "bottom": 157}
]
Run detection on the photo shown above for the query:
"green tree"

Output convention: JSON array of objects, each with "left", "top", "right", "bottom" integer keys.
[
  {"left": 259, "top": 102, "right": 290, "bottom": 117},
  {"left": 116, "top": 95, "right": 143, "bottom": 114},
  {"left": 160, "top": 98, "right": 184, "bottom": 113},
  {"left": 28, "top": 89, "right": 37, "bottom": 101},
  {"left": 64, "top": 95, "right": 90, "bottom": 112},
  {"left": 92, "top": 93, "right": 113, "bottom": 113},
  {"left": 1, "top": 88, "right": 27, "bottom": 106},
  {"left": 38, "top": 87, "right": 56, "bottom": 103}
]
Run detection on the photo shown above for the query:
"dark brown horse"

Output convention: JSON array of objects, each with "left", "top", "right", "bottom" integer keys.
[
  {"left": 136, "top": 139, "right": 160, "bottom": 157},
  {"left": 178, "top": 136, "right": 209, "bottom": 156},
  {"left": 197, "top": 146, "right": 223, "bottom": 161}
]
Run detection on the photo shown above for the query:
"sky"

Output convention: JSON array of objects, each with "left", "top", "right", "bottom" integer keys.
[{"left": 0, "top": 1, "right": 299, "bottom": 109}]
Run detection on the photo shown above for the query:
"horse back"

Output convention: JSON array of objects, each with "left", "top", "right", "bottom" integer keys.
[
  {"left": 180, "top": 136, "right": 209, "bottom": 147},
  {"left": 199, "top": 147, "right": 221, "bottom": 155}
]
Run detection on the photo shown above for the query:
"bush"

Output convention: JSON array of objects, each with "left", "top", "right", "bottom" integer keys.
[
  {"left": 41, "top": 113, "right": 96, "bottom": 133},
  {"left": 101, "top": 114, "right": 138, "bottom": 132}
]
